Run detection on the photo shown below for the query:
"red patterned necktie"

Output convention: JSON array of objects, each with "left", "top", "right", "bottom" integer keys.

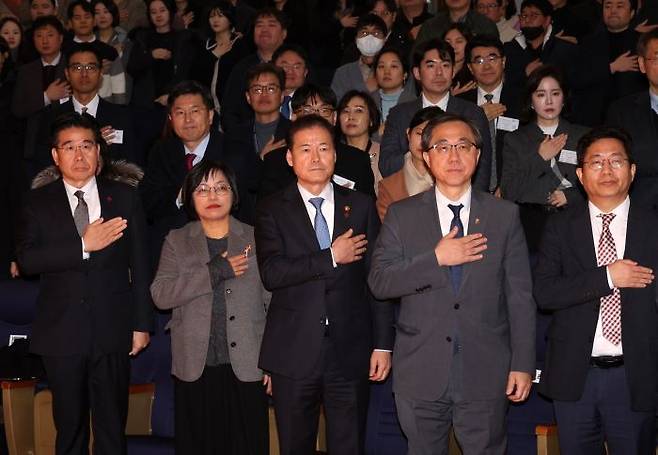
[
  {"left": 597, "top": 213, "right": 622, "bottom": 345},
  {"left": 185, "top": 153, "right": 196, "bottom": 171}
]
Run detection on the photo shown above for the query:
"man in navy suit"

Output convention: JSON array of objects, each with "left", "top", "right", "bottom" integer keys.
[{"left": 16, "top": 112, "right": 153, "bottom": 455}]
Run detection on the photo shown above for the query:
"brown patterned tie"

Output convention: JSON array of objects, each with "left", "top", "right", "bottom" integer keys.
[{"left": 597, "top": 213, "right": 621, "bottom": 345}]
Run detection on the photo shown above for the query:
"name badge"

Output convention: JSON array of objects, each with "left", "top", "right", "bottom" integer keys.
[
  {"left": 496, "top": 116, "right": 519, "bottom": 132},
  {"left": 59, "top": 97, "right": 70, "bottom": 104},
  {"left": 332, "top": 174, "right": 356, "bottom": 190},
  {"left": 558, "top": 149, "right": 577, "bottom": 165},
  {"left": 108, "top": 129, "right": 124, "bottom": 145}
]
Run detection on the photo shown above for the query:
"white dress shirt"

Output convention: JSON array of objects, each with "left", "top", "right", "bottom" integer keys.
[
  {"left": 175, "top": 133, "right": 212, "bottom": 207},
  {"left": 72, "top": 94, "right": 100, "bottom": 117},
  {"left": 62, "top": 177, "right": 101, "bottom": 259},
  {"left": 477, "top": 83, "right": 503, "bottom": 106},
  {"left": 435, "top": 186, "right": 472, "bottom": 236},
  {"left": 588, "top": 197, "right": 629, "bottom": 357},
  {"left": 422, "top": 92, "right": 450, "bottom": 111}
]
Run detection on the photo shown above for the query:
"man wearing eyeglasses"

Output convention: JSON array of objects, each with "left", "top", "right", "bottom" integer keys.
[
  {"left": 475, "top": 0, "right": 519, "bottom": 42},
  {"left": 369, "top": 113, "right": 535, "bottom": 454},
  {"left": 416, "top": 0, "right": 498, "bottom": 43},
  {"left": 33, "top": 43, "right": 138, "bottom": 174},
  {"left": 534, "top": 126, "right": 658, "bottom": 453},
  {"left": 459, "top": 35, "right": 521, "bottom": 192},
  {"left": 16, "top": 112, "right": 154, "bottom": 455}
]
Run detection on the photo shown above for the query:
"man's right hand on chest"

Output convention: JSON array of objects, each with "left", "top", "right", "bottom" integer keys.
[{"left": 83, "top": 217, "right": 128, "bottom": 252}]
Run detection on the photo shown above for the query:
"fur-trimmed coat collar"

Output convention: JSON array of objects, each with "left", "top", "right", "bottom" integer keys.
[{"left": 31, "top": 160, "right": 143, "bottom": 190}]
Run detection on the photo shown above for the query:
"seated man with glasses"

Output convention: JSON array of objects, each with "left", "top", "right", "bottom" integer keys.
[
  {"left": 534, "top": 126, "right": 658, "bottom": 454},
  {"left": 259, "top": 83, "right": 375, "bottom": 199},
  {"left": 475, "top": 0, "right": 519, "bottom": 43},
  {"left": 458, "top": 35, "right": 522, "bottom": 192},
  {"left": 33, "top": 43, "right": 139, "bottom": 174}
]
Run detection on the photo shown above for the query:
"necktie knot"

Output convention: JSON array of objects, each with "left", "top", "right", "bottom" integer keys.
[
  {"left": 599, "top": 212, "right": 616, "bottom": 229},
  {"left": 74, "top": 190, "right": 85, "bottom": 201},
  {"left": 484, "top": 93, "right": 494, "bottom": 103},
  {"left": 448, "top": 203, "right": 463, "bottom": 218},
  {"left": 81, "top": 106, "right": 88, "bottom": 115},
  {"left": 310, "top": 197, "right": 324, "bottom": 211},
  {"left": 185, "top": 153, "right": 196, "bottom": 171}
]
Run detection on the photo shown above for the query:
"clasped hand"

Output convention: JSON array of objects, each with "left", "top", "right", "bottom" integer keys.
[
  {"left": 435, "top": 226, "right": 487, "bottom": 266},
  {"left": 332, "top": 228, "right": 367, "bottom": 265}
]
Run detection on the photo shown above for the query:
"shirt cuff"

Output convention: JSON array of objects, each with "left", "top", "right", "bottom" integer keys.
[
  {"left": 81, "top": 238, "right": 90, "bottom": 260},
  {"left": 605, "top": 266, "right": 614, "bottom": 289},
  {"left": 329, "top": 247, "right": 337, "bottom": 268},
  {"left": 43, "top": 92, "right": 51, "bottom": 106},
  {"left": 374, "top": 349, "right": 392, "bottom": 353}
]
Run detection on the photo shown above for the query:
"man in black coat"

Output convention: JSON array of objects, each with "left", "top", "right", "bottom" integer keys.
[
  {"left": 534, "top": 126, "right": 658, "bottom": 453},
  {"left": 16, "top": 112, "right": 153, "bottom": 455}
]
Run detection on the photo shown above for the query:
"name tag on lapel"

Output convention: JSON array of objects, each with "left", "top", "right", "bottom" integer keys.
[
  {"left": 497, "top": 116, "right": 519, "bottom": 132},
  {"left": 558, "top": 149, "right": 577, "bottom": 165},
  {"left": 332, "top": 174, "right": 356, "bottom": 190}
]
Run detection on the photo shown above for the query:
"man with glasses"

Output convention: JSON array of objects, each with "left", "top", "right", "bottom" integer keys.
[
  {"left": 259, "top": 84, "right": 375, "bottom": 198},
  {"left": 534, "top": 126, "right": 658, "bottom": 453},
  {"left": 459, "top": 35, "right": 521, "bottom": 191},
  {"left": 369, "top": 113, "right": 535, "bottom": 455},
  {"left": 416, "top": 0, "right": 498, "bottom": 43},
  {"left": 272, "top": 44, "right": 310, "bottom": 120},
  {"left": 607, "top": 28, "right": 658, "bottom": 211},
  {"left": 16, "top": 111, "right": 153, "bottom": 455},
  {"left": 34, "top": 43, "right": 138, "bottom": 173},
  {"left": 475, "top": 0, "right": 519, "bottom": 42}
]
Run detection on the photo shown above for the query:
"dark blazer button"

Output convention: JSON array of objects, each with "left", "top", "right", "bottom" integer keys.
[
  {"left": 446, "top": 336, "right": 452, "bottom": 342},
  {"left": 226, "top": 288, "right": 232, "bottom": 294},
  {"left": 454, "top": 304, "right": 460, "bottom": 309},
  {"left": 229, "top": 316, "right": 235, "bottom": 321},
  {"left": 230, "top": 342, "right": 236, "bottom": 347}
]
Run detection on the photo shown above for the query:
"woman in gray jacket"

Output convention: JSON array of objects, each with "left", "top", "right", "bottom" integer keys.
[{"left": 151, "top": 160, "right": 270, "bottom": 455}]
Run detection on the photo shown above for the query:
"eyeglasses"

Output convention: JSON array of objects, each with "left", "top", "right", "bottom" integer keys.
[
  {"left": 194, "top": 183, "right": 232, "bottom": 197},
  {"left": 68, "top": 63, "right": 100, "bottom": 72},
  {"left": 356, "top": 29, "right": 385, "bottom": 39},
  {"left": 278, "top": 63, "right": 305, "bottom": 72},
  {"left": 582, "top": 157, "right": 629, "bottom": 171},
  {"left": 372, "top": 10, "right": 394, "bottom": 17},
  {"left": 248, "top": 84, "right": 280, "bottom": 95},
  {"left": 519, "top": 12, "right": 543, "bottom": 20},
  {"left": 470, "top": 54, "right": 502, "bottom": 65},
  {"left": 477, "top": 3, "right": 499, "bottom": 9},
  {"left": 427, "top": 141, "right": 477, "bottom": 154},
  {"left": 294, "top": 106, "right": 335, "bottom": 117},
  {"left": 56, "top": 140, "right": 97, "bottom": 154}
]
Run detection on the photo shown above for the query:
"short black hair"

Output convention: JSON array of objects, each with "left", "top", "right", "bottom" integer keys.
[
  {"left": 91, "top": 0, "right": 120, "bottom": 28},
  {"left": 64, "top": 42, "right": 102, "bottom": 66},
  {"left": 520, "top": 0, "right": 553, "bottom": 16},
  {"left": 465, "top": 35, "right": 505, "bottom": 62},
  {"left": 245, "top": 62, "right": 286, "bottom": 93},
  {"left": 291, "top": 84, "right": 337, "bottom": 111},
  {"left": 336, "top": 90, "right": 381, "bottom": 137},
  {"left": 253, "top": 7, "right": 288, "bottom": 31},
  {"left": 409, "top": 106, "right": 444, "bottom": 130},
  {"left": 203, "top": 1, "right": 236, "bottom": 39},
  {"left": 373, "top": 46, "right": 409, "bottom": 74},
  {"left": 637, "top": 28, "right": 658, "bottom": 57},
  {"left": 67, "top": 0, "right": 93, "bottom": 20},
  {"left": 32, "top": 15, "right": 65, "bottom": 36},
  {"left": 576, "top": 126, "right": 634, "bottom": 168},
  {"left": 181, "top": 160, "right": 239, "bottom": 219},
  {"left": 356, "top": 13, "right": 388, "bottom": 37},
  {"left": 272, "top": 43, "right": 309, "bottom": 68},
  {"left": 146, "top": 0, "right": 176, "bottom": 28},
  {"left": 167, "top": 80, "right": 214, "bottom": 112},
  {"left": 32, "top": 0, "right": 57, "bottom": 8},
  {"left": 522, "top": 64, "right": 568, "bottom": 122},
  {"left": 412, "top": 38, "right": 455, "bottom": 68},
  {"left": 286, "top": 114, "right": 335, "bottom": 150},
  {"left": 421, "top": 113, "right": 483, "bottom": 152},
  {"left": 367, "top": 0, "right": 397, "bottom": 12}
]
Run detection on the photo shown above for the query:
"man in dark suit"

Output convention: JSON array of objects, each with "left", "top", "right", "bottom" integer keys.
[
  {"left": 459, "top": 35, "right": 521, "bottom": 192},
  {"left": 378, "top": 39, "right": 492, "bottom": 192},
  {"left": 259, "top": 84, "right": 375, "bottom": 198},
  {"left": 534, "top": 126, "right": 658, "bottom": 453},
  {"left": 33, "top": 43, "right": 138, "bottom": 175},
  {"left": 255, "top": 115, "right": 395, "bottom": 455},
  {"left": 16, "top": 112, "right": 153, "bottom": 455},
  {"left": 606, "top": 28, "right": 658, "bottom": 211},
  {"left": 369, "top": 114, "right": 535, "bottom": 454},
  {"left": 140, "top": 81, "right": 224, "bottom": 268}
]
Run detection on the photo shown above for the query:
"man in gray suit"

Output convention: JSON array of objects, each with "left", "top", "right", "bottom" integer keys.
[
  {"left": 369, "top": 113, "right": 535, "bottom": 454},
  {"left": 378, "top": 39, "right": 492, "bottom": 193}
]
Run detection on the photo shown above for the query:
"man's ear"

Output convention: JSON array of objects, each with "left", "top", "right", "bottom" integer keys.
[
  {"left": 286, "top": 149, "right": 293, "bottom": 167},
  {"left": 576, "top": 167, "right": 583, "bottom": 185},
  {"left": 51, "top": 148, "right": 60, "bottom": 166}
]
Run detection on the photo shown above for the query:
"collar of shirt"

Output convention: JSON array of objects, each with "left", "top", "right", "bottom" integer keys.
[
  {"left": 422, "top": 92, "right": 450, "bottom": 111},
  {"left": 477, "top": 82, "right": 503, "bottom": 105},
  {"left": 538, "top": 122, "right": 559, "bottom": 137},
  {"left": 62, "top": 176, "right": 101, "bottom": 220},
  {"left": 649, "top": 90, "right": 658, "bottom": 114},
  {"left": 434, "top": 185, "right": 472, "bottom": 236},
  {"left": 72, "top": 94, "right": 100, "bottom": 117},
  {"left": 41, "top": 52, "right": 61, "bottom": 67},
  {"left": 297, "top": 182, "right": 335, "bottom": 238},
  {"left": 73, "top": 35, "right": 97, "bottom": 43},
  {"left": 588, "top": 196, "right": 630, "bottom": 236},
  {"left": 184, "top": 133, "right": 211, "bottom": 165},
  {"left": 514, "top": 24, "right": 553, "bottom": 50}
]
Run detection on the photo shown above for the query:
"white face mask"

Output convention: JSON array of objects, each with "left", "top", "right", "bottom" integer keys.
[{"left": 356, "top": 35, "right": 385, "bottom": 57}]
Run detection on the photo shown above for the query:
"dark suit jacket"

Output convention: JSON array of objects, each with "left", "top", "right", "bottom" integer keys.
[
  {"left": 378, "top": 96, "right": 492, "bottom": 191},
  {"left": 255, "top": 183, "right": 394, "bottom": 380},
  {"left": 33, "top": 97, "right": 140, "bottom": 174},
  {"left": 224, "top": 116, "right": 290, "bottom": 225},
  {"left": 368, "top": 189, "right": 535, "bottom": 401},
  {"left": 259, "top": 141, "right": 376, "bottom": 199},
  {"left": 11, "top": 58, "right": 66, "bottom": 119},
  {"left": 533, "top": 201, "right": 658, "bottom": 411},
  {"left": 15, "top": 178, "right": 154, "bottom": 356},
  {"left": 606, "top": 91, "right": 658, "bottom": 211},
  {"left": 220, "top": 53, "right": 261, "bottom": 131}
]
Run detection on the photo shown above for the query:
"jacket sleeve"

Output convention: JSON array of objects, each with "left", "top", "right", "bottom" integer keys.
[{"left": 379, "top": 105, "right": 407, "bottom": 177}]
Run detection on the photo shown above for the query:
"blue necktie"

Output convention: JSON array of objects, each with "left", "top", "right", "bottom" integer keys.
[
  {"left": 310, "top": 197, "right": 331, "bottom": 250},
  {"left": 281, "top": 95, "right": 292, "bottom": 119},
  {"left": 448, "top": 204, "right": 464, "bottom": 293}
]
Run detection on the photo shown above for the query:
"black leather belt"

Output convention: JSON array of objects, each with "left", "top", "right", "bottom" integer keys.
[{"left": 590, "top": 355, "right": 624, "bottom": 368}]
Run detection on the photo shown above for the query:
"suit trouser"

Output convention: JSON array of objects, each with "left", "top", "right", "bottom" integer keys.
[
  {"left": 42, "top": 352, "right": 129, "bottom": 455},
  {"left": 553, "top": 365, "right": 655, "bottom": 455},
  {"left": 395, "top": 348, "right": 508, "bottom": 455},
  {"left": 270, "top": 336, "right": 369, "bottom": 455}
]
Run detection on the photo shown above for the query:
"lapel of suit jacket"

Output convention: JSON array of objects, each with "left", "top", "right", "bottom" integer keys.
[
  {"left": 459, "top": 190, "right": 489, "bottom": 291},
  {"left": 53, "top": 180, "right": 82, "bottom": 241},
  {"left": 187, "top": 221, "right": 211, "bottom": 263},
  {"left": 332, "top": 184, "right": 350, "bottom": 241},
  {"left": 97, "top": 178, "right": 120, "bottom": 222},
  {"left": 569, "top": 203, "right": 598, "bottom": 270},
  {"left": 620, "top": 200, "right": 644, "bottom": 304},
  {"left": 282, "top": 182, "right": 320, "bottom": 251},
  {"left": 635, "top": 92, "right": 658, "bottom": 144},
  {"left": 227, "top": 216, "right": 250, "bottom": 257}
]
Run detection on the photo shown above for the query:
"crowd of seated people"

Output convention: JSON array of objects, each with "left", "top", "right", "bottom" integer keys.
[{"left": 2, "top": 0, "right": 658, "bottom": 452}]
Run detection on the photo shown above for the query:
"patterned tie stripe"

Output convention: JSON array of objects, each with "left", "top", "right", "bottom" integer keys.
[{"left": 597, "top": 213, "right": 622, "bottom": 345}]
